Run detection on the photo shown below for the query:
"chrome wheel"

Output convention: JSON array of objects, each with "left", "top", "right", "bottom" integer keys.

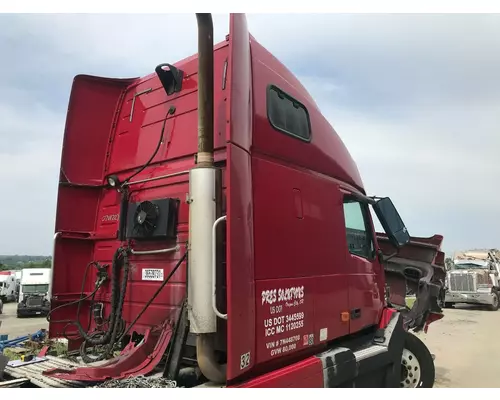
[{"left": 401, "top": 348, "right": 422, "bottom": 388}]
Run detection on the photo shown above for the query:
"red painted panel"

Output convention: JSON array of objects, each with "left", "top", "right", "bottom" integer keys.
[
  {"left": 96, "top": 179, "right": 189, "bottom": 335},
  {"left": 56, "top": 187, "right": 101, "bottom": 234},
  {"left": 52, "top": 239, "right": 94, "bottom": 297},
  {"left": 50, "top": 238, "right": 94, "bottom": 339},
  {"left": 94, "top": 189, "right": 121, "bottom": 239},
  {"left": 226, "top": 14, "right": 253, "bottom": 151},
  {"left": 254, "top": 276, "right": 350, "bottom": 365},
  {"left": 347, "top": 256, "right": 383, "bottom": 333},
  {"left": 378, "top": 233, "right": 444, "bottom": 265},
  {"left": 313, "top": 275, "right": 350, "bottom": 342},
  {"left": 50, "top": 34, "right": 232, "bottom": 350},
  {"left": 252, "top": 155, "right": 348, "bottom": 280},
  {"left": 226, "top": 144, "right": 255, "bottom": 380},
  {"left": 251, "top": 154, "right": 353, "bottom": 361},
  {"left": 225, "top": 14, "right": 255, "bottom": 381},
  {"left": 255, "top": 278, "right": 313, "bottom": 364},
  {"left": 60, "top": 75, "right": 134, "bottom": 185},
  {"left": 108, "top": 44, "right": 228, "bottom": 175},
  {"left": 250, "top": 39, "right": 364, "bottom": 192},
  {"left": 234, "top": 356, "right": 323, "bottom": 388}
]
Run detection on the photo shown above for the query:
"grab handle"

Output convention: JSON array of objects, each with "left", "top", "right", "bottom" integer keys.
[{"left": 212, "top": 215, "right": 227, "bottom": 320}]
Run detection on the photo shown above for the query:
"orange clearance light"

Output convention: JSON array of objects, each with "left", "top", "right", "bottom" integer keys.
[{"left": 341, "top": 312, "right": 350, "bottom": 322}]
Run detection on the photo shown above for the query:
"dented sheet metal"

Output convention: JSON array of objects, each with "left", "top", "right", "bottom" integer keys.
[
  {"left": 377, "top": 233, "right": 446, "bottom": 332},
  {"left": 4, "top": 355, "right": 88, "bottom": 388}
]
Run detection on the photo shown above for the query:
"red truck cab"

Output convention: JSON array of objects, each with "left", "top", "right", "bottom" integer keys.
[{"left": 37, "top": 13, "right": 445, "bottom": 388}]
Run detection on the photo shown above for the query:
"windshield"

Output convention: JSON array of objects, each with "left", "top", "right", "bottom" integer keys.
[
  {"left": 22, "top": 284, "right": 49, "bottom": 294},
  {"left": 454, "top": 263, "right": 487, "bottom": 270}
]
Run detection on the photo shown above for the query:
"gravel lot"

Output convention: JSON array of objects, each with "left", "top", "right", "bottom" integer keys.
[
  {"left": 1, "top": 301, "right": 498, "bottom": 387},
  {"left": 0, "top": 302, "right": 49, "bottom": 339},
  {"left": 417, "top": 304, "right": 500, "bottom": 388}
]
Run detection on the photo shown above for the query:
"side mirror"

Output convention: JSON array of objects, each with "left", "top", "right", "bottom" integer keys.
[{"left": 372, "top": 197, "right": 410, "bottom": 248}]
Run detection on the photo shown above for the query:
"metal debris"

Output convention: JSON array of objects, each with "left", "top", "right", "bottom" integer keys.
[{"left": 94, "top": 375, "right": 178, "bottom": 388}]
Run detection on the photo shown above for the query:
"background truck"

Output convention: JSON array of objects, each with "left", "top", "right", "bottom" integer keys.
[
  {"left": 17, "top": 268, "right": 51, "bottom": 318},
  {"left": 1, "top": 13, "right": 445, "bottom": 388},
  {"left": 444, "top": 249, "right": 500, "bottom": 310},
  {"left": 14, "top": 270, "right": 22, "bottom": 302},
  {"left": 0, "top": 272, "right": 16, "bottom": 303}
]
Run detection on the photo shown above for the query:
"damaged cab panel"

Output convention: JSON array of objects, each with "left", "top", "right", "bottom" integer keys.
[{"left": 378, "top": 233, "right": 446, "bottom": 332}]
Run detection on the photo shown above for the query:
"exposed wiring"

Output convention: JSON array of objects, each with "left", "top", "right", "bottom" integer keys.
[
  {"left": 78, "top": 248, "right": 130, "bottom": 363},
  {"left": 47, "top": 248, "right": 131, "bottom": 363},
  {"left": 46, "top": 261, "right": 104, "bottom": 329},
  {"left": 121, "top": 106, "right": 176, "bottom": 186},
  {"left": 48, "top": 183, "right": 184, "bottom": 365},
  {"left": 78, "top": 250, "right": 186, "bottom": 363}
]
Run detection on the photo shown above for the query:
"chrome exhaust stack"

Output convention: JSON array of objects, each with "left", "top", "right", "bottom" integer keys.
[{"left": 188, "top": 13, "right": 226, "bottom": 384}]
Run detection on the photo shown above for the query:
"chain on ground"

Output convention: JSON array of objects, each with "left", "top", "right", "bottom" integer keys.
[{"left": 93, "top": 375, "right": 178, "bottom": 388}]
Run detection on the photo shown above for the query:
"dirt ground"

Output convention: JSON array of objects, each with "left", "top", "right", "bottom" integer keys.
[
  {"left": 417, "top": 304, "right": 500, "bottom": 388},
  {"left": 1, "top": 301, "right": 499, "bottom": 387}
]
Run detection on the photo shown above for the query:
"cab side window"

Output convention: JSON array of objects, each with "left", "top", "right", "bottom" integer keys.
[
  {"left": 267, "top": 85, "right": 311, "bottom": 142},
  {"left": 343, "top": 197, "right": 375, "bottom": 259}
]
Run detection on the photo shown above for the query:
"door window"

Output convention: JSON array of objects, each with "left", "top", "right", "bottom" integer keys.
[{"left": 343, "top": 197, "right": 375, "bottom": 259}]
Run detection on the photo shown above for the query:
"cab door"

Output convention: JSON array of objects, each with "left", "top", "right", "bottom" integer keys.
[{"left": 341, "top": 195, "right": 384, "bottom": 334}]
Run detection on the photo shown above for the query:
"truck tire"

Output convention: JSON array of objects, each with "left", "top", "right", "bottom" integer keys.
[
  {"left": 400, "top": 332, "right": 435, "bottom": 388},
  {"left": 488, "top": 291, "right": 499, "bottom": 311}
]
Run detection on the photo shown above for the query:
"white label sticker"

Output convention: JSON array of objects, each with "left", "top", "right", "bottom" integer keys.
[
  {"left": 240, "top": 352, "right": 251, "bottom": 370},
  {"left": 142, "top": 269, "right": 164, "bottom": 281},
  {"left": 320, "top": 328, "right": 328, "bottom": 341}
]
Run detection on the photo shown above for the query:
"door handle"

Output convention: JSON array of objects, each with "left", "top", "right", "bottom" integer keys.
[{"left": 350, "top": 308, "right": 361, "bottom": 320}]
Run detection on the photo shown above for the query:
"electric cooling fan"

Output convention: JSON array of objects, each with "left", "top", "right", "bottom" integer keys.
[
  {"left": 131, "top": 201, "right": 160, "bottom": 238},
  {"left": 124, "top": 198, "right": 180, "bottom": 241}
]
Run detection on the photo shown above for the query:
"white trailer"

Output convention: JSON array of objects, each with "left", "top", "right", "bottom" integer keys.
[
  {"left": 17, "top": 268, "right": 51, "bottom": 318},
  {"left": 14, "top": 270, "right": 22, "bottom": 281},
  {"left": 0, "top": 272, "right": 16, "bottom": 302}
]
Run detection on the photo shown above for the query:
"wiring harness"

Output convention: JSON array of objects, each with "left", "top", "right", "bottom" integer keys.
[{"left": 47, "top": 247, "right": 186, "bottom": 364}]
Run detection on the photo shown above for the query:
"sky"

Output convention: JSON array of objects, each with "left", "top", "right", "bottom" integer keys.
[{"left": 0, "top": 13, "right": 499, "bottom": 256}]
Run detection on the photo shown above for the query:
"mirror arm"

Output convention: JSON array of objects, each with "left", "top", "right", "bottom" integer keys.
[
  {"left": 377, "top": 249, "right": 398, "bottom": 263},
  {"left": 340, "top": 188, "right": 377, "bottom": 205}
]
